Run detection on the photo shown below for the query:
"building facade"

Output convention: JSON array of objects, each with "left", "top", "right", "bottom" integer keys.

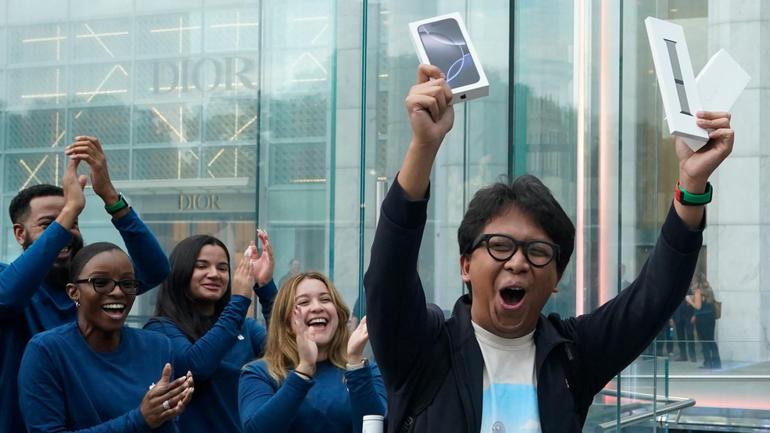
[{"left": 0, "top": 0, "right": 767, "bottom": 415}]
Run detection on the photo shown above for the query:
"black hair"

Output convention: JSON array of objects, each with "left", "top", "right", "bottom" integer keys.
[
  {"left": 69, "top": 242, "right": 126, "bottom": 280},
  {"left": 153, "top": 235, "right": 231, "bottom": 342},
  {"left": 457, "top": 174, "right": 575, "bottom": 282},
  {"left": 9, "top": 184, "right": 64, "bottom": 224}
]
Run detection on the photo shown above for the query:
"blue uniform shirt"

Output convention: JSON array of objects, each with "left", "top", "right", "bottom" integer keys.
[
  {"left": 18, "top": 323, "right": 177, "bottom": 433},
  {"left": 0, "top": 209, "right": 170, "bottom": 433},
  {"left": 239, "top": 359, "right": 387, "bottom": 433},
  {"left": 144, "top": 281, "right": 276, "bottom": 433}
]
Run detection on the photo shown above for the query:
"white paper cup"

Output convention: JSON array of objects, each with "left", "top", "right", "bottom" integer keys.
[{"left": 362, "top": 414, "right": 384, "bottom": 433}]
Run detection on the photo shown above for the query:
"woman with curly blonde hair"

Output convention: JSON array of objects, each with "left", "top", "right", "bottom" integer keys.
[{"left": 239, "top": 271, "right": 386, "bottom": 433}]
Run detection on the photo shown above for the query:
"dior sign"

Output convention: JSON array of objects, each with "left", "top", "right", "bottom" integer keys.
[{"left": 153, "top": 56, "right": 257, "bottom": 94}]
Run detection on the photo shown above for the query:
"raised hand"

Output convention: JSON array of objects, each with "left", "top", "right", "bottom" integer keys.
[
  {"left": 251, "top": 229, "right": 275, "bottom": 287},
  {"left": 407, "top": 64, "right": 455, "bottom": 150},
  {"left": 346, "top": 315, "right": 368, "bottom": 365},
  {"left": 675, "top": 111, "right": 734, "bottom": 188},
  {"left": 399, "top": 64, "right": 455, "bottom": 200},
  {"left": 232, "top": 245, "right": 256, "bottom": 298},
  {"left": 64, "top": 136, "right": 120, "bottom": 206},
  {"left": 140, "top": 364, "right": 194, "bottom": 429},
  {"left": 54, "top": 158, "right": 87, "bottom": 230},
  {"left": 673, "top": 111, "right": 734, "bottom": 229},
  {"left": 292, "top": 306, "right": 318, "bottom": 378}
]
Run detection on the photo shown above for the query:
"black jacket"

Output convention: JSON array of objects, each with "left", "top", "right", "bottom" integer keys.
[{"left": 364, "top": 179, "right": 703, "bottom": 433}]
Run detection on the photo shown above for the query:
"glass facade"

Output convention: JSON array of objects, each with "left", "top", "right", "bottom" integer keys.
[
  {"left": 1, "top": 0, "right": 768, "bottom": 422},
  {"left": 620, "top": 1, "right": 770, "bottom": 413}
]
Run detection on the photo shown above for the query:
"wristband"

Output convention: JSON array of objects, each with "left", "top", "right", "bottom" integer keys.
[
  {"left": 105, "top": 194, "right": 129, "bottom": 214},
  {"left": 674, "top": 181, "right": 713, "bottom": 206},
  {"left": 346, "top": 358, "right": 368, "bottom": 371},
  {"left": 294, "top": 369, "right": 313, "bottom": 381}
]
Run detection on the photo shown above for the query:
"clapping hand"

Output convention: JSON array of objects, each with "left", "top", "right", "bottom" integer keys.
[
  {"left": 140, "top": 364, "right": 194, "bottom": 429},
  {"left": 65, "top": 136, "right": 121, "bottom": 207},
  {"left": 293, "top": 306, "right": 318, "bottom": 378},
  {"left": 54, "top": 159, "right": 87, "bottom": 230},
  {"left": 231, "top": 245, "right": 256, "bottom": 298},
  {"left": 346, "top": 315, "right": 368, "bottom": 365},
  {"left": 251, "top": 229, "right": 274, "bottom": 287}
]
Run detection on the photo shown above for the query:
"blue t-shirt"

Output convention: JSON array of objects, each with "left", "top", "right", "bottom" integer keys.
[
  {"left": 144, "top": 283, "right": 276, "bottom": 433},
  {"left": 0, "top": 210, "right": 170, "bottom": 433},
  {"left": 18, "top": 323, "right": 178, "bottom": 433},
  {"left": 239, "top": 359, "right": 387, "bottom": 433}
]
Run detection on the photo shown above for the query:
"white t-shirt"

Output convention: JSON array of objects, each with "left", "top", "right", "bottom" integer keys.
[{"left": 472, "top": 321, "right": 542, "bottom": 433}]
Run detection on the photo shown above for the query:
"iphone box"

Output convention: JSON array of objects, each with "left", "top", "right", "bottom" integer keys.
[
  {"left": 409, "top": 13, "right": 489, "bottom": 102},
  {"left": 646, "top": 17, "right": 710, "bottom": 149}
]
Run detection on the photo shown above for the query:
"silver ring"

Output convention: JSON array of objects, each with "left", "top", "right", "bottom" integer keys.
[{"left": 162, "top": 400, "right": 171, "bottom": 411}]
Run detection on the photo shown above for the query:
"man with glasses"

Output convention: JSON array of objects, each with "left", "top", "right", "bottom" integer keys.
[
  {"left": 364, "top": 64, "right": 734, "bottom": 433},
  {"left": 0, "top": 137, "right": 170, "bottom": 433}
]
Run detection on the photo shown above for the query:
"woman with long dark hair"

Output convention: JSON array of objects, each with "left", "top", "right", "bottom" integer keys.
[
  {"left": 239, "top": 271, "right": 386, "bottom": 433},
  {"left": 144, "top": 231, "right": 276, "bottom": 433}
]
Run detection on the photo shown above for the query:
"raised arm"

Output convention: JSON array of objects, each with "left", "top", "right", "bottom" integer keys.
[
  {"left": 144, "top": 299, "right": 251, "bottom": 380},
  {"left": 398, "top": 64, "right": 454, "bottom": 199},
  {"left": 254, "top": 279, "right": 277, "bottom": 327},
  {"left": 567, "top": 112, "right": 734, "bottom": 395},
  {"left": 0, "top": 159, "right": 85, "bottom": 318},
  {"left": 673, "top": 112, "right": 734, "bottom": 228},
  {"left": 113, "top": 209, "right": 170, "bottom": 293},
  {"left": 0, "top": 226, "right": 71, "bottom": 318},
  {"left": 251, "top": 229, "right": 277, "bottom": 326},
  {"left": 145, "top": 252, "right": 258, "bottom": 380},
  {"left": 346, "top": 364, "right": 387, "bottom": 433},
  {"left": 364, "top": 64, "right": 454, "bottom": 389},
  {"left": 66, "top": 136, "right": 170, "bottom": 292},
  {"left": 345, "top": 317, "right": 387, "bottom": 433}
]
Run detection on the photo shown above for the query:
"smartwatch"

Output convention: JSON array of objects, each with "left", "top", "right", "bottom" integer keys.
[{"left": 105, "top": 194, "right": 129, "bottom": 214}]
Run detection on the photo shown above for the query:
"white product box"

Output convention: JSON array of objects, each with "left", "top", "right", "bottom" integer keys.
[
  {"left": 645, "top": 17, "right": 709, "bottom": 150},
  {"left": 681, "top": 49, "right": 751, "bottom": 150},
  {"left": 409, "top": 13, "right": 489, "bottom": 102},
  {"left": 695, "top": 49, "right": 750, "bottom": 112}
]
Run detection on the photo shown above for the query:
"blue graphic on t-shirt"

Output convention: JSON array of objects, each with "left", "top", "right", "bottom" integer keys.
[{"left": 481, "top": 383, "right": 541, "bottom": 433}]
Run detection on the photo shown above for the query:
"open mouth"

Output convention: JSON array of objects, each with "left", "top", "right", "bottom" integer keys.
[
  {"left": 307, "top": 317, "right": 329, "bottom": 330},
  {"left": 101, "top": 303, "right": 127, "bottom": 318},
  {"left": 499, "top": 287, "right": 526, "bottom": 309}
]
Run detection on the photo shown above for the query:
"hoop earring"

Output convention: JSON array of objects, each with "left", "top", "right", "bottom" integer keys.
[{"left": 74, "top": 300, "right": 80, "bottom": 308}]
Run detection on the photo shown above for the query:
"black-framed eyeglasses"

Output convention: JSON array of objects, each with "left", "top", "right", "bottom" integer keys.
[
  {"left": 74, "top": 277, "right": 141, "bottom": 295},
  {"left": 468, "top": 233, "right": 559, "bottom": 268}
]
